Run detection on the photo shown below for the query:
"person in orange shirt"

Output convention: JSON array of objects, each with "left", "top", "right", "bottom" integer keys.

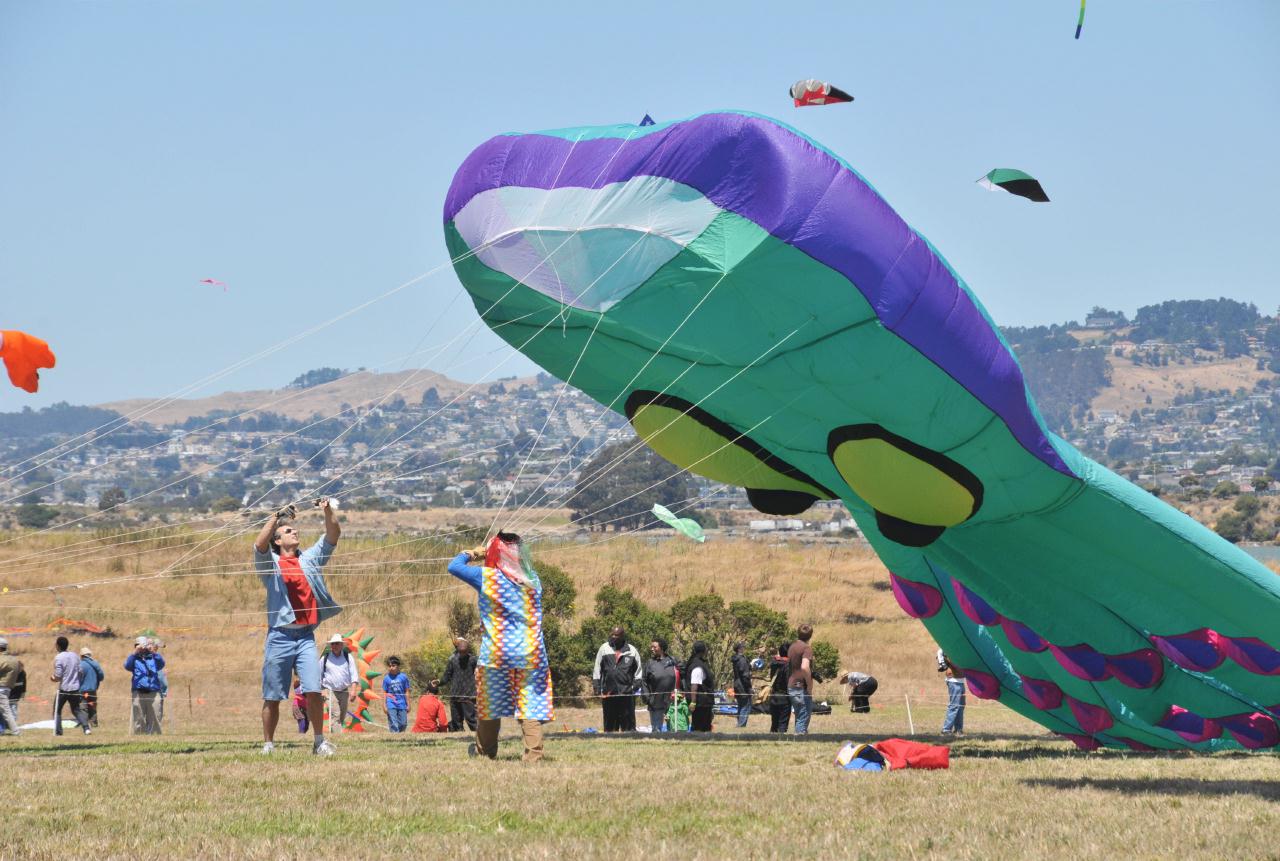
[{"left": 411, "top": 681, "right": 449, "bottom": 733}]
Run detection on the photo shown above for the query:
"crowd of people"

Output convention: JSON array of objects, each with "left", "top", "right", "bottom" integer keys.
[
  {"left": 0, "top": 633, "right": 169, "bottom": 737},
  {"left": 1, "top": 501, "right": 967, "bottom": 750}
]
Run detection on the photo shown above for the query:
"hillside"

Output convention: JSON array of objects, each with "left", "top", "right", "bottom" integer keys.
[
  {"left": 1092, "top": 353, "right": 1273, "bottom": 413},
  {"left": 99, "top": 369, "right": 541, "bottom": 426}
]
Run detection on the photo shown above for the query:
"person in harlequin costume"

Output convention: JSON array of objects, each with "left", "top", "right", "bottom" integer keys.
[{"left": 447, "top": 531, "right": 552, "bottom": 762}]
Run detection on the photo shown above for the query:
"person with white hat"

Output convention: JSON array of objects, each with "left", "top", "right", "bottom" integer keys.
[
  {"left": 253, "top": 499, "right": 342, "bottom": 756},
  {"left": 0, "top": 637, "right": 21, "bottom": 736},
  {"left": 77, "top": 646, "right": 106, "bottom": 728},
  {"left": 124, "top": 635, "right": 165, "bottom": 734},
  {"left": 320, "top": 633, "right": 360, "bottom": 730}
]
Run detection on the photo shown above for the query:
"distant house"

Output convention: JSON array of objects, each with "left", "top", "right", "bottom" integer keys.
[{"left": 1085, "top": 313, "right": 1125, "bottom": 329}]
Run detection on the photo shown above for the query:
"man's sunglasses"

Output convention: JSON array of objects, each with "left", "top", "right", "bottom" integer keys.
[{"left": 277, "top": 527, "right": 297, "bottom": 535}]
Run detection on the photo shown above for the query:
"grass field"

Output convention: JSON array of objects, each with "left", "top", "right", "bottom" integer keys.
[
  {"left": 2, "top": 522, "right": 1278, "bottom": 859},
  {"left": 2, "top": 715, "right": 1278, "bottom": 860}
]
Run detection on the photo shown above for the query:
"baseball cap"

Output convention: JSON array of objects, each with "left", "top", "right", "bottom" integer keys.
[
  {"left": 135, "top": 636, "right": 150, "bottom": 647},
  {"left": 80, "top": 647, "right": 93, "bottom": 656},
  {"left": 328, "top": 633, "right": 345, "bottom": 644}
]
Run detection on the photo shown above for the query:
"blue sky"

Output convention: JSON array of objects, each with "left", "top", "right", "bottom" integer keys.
[{"left": 2, "top": 1, "right": 1277, "bottom": 408}]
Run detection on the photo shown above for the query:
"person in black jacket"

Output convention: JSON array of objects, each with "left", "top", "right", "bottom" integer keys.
[
  {"left": 642, "top": 638, "right": 679, "bottom": 732},
  {"left": 438, "top": 638, "right": 478, "bottom": 732},
  {"left": 685, "top": 640, "right": 716, "bottom": 732},
  {"left": 731, "top": 642, "right": 754, "bottom": 728},
  {"left": 593, "top": 627, "right": 642, "bottom": 732},
  {"left": 768, "top": 643, "right": 791, "bottom": 733}
]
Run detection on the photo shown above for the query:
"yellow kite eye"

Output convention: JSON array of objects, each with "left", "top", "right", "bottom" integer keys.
[
  {"left": 625, "top": 391, "right": 833, "bottom": 514},
  {"left": 828, "top": 424, "right": 983, "bottom": 545}
]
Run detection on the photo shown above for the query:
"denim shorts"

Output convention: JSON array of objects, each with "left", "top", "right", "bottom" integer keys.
[{"left": 262, "top": 625, "right": 320, "bottom": 701}]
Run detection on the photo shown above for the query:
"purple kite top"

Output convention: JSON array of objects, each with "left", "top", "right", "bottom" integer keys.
[{"left": 445, "top": 111, "right": 1073, "bottom": 478}]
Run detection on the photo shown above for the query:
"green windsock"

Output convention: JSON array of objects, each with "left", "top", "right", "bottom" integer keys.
[{"left": 651, "top": 503, "right": 706, "bottom": 543}]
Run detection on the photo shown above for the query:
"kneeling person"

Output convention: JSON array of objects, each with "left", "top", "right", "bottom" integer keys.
[{"left": 254, "top": 500, "right": 342, "bottom": 755}]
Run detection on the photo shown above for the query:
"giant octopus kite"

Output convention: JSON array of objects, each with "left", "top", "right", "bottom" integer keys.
[{"left": 445, "top": 111, "right": 1280, "bottom": 751}]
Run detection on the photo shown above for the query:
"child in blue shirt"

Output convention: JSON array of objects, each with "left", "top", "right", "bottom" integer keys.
[{"left": 381, "top": 656, "right": 411, "bottom": 733}]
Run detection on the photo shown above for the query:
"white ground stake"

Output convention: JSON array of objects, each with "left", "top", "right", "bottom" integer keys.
[{"left": 905, "top": 693, "right": 915, "bottom": 735}]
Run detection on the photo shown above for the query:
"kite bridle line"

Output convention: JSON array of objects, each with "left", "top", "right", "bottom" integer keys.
[
  {"left": 0, "top": 217, "right": 645, "bottom": 581},
  {"left": 0, "top": 228, "right": 536, "bottom": 554},
  {"left": 515, "top": 322, "right": 819, "bottom": 540},
  {"left": 0, "top": 487, "right": 713, "bottom": 603},
  {"left": 504, "top": 294, "right": 816, "bottom": 537},
  {"left": 0, "top": 316, "right": 476, "bottom": 512},
  {"left": 32, "top": 191, "right": 673, "bottom": 587},
  {"left": 0, "top": 220, "right": 538, "bottom": 496}
]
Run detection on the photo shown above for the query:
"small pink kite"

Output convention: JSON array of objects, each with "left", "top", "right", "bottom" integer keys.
[{"left": 198, "top": 278, "right": 227, "bottom": 291}]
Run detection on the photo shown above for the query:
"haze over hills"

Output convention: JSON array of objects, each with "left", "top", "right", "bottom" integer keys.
[{"left": 98, "top": 368, "right": 541, "bottom": 426}]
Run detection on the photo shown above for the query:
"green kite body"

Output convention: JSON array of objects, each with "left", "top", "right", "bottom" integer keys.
[{"left": 445, "top": 111, "right": 1280, "bottom": 750}]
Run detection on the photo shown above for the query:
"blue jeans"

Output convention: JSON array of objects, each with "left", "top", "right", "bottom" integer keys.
[
  {"left": 648, "top": 707, "right": 668, "bottom": 732},
  {"left": 736, "top": 694, "right": 752, "bottom": 727},
  {"left": 788, "top": 688, "right": 812, "bottom": 734},
  {"left": 387, "top": 707, "right": 408, "bottom": 732},
  {"left": 942, "top": 679, "right": 966, "bottom": 733},
  {"left": 262, "top": 625, "right": 320, "bottom": 701}
]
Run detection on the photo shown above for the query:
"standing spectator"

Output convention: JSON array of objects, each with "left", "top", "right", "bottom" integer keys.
[
  {"left": 438, "top": 637, "right": 478, "bottom": 733},
  {"left": 593, "top": 626, "right": 642, "bottom": 732},
  {"left": 731, "top": 642, "right": 754, "bottom": 728},
  {"left": 253, "top": 500, "right": 342, "bottom": 757},
  {"left": 77, "top": 647, "right": 105, "bottom": 728},
  {"left": 447, "top": 533, "right": 553, "bottom": 762},
  {"left": 152, "top": 640, "right": 169, "bottom": 731},
  {"left": 381, "top": 656, "right": 411, "bottom": 732},
  {"left": 768, "top": 643, "right": 791, "bottom": 733},
  {"left": 642, "top": 639, "right": 679, "bottom": 732},
  {"left": 52, "top": 636, "right": 90, "bottom": 736},
  {"left": 0, "top": 637, "right": 21, "bottom": 736},
  {"left": 411, "top": 681, "right": 449, "bottom": 733},
  {"left": 320, "top": 633, "right": 360, "bottom": 731},
  {"left": 291, "top": 678, "right": 310, "bottom": 733},
  {"left": 938, "top": 649, "right": 966, "bottom": 735},
  {"left": 684, "top": 640, "right": 716, "bottom": 732},
  {"left": 8, "top": 657, "right": 25, "bottom": 730},
  {"left": 125, "top": 636, "right": 165, "bottom": 734},
  {"left": 787, "top": 624, "right": 816, "bottom": 735}
]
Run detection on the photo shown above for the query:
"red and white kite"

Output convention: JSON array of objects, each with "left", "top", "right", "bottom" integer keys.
[{"left": 790, "top": 79, "right": 854, "bottom": 107}]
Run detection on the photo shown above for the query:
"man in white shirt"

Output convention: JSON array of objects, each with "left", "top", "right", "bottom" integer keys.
[{"left": 320, "top": 633, "right": 360, "bottom": 731}]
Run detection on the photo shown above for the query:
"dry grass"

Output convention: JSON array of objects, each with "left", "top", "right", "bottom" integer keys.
[
  {"left": 2, "top": 720, "right": 1278, "bottom": 860},
  {"left": 1092, "top": 354, "right": 1273, "bottom": 412},
  {"left": 3, "top": 526, "right": 1279, "bottom": 860}
]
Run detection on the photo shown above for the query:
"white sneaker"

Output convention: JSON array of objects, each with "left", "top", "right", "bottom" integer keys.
[
  {"left": 83, "top": 727, "right": 91, "bottom": 735},
  {"left": 260, "top": 742, "right": 275, "bottom": 755},
  {"left": 312, "top": 738, "right": 336, "bottom": 757}
]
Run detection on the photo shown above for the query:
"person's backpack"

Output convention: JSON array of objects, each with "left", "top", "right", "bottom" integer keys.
[
  {"left": 665, "top": 695, "right": 691, "bottom": 732},
  {"left": 11, "top": 664, "right": 25, "bottom": 700}
]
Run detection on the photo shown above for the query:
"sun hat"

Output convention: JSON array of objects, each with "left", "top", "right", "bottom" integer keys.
[
  {"left": 328, "top": 633, "right": 345, "bottom": 645},
  {"left": 135, "top": 636, "right": 149, "bottom": 647},
  {"left": 80, "top": 647, "right": 93, "bottom": 656},
  {"left": 0, "top": 636, "right": 8, "bottom": 649}
]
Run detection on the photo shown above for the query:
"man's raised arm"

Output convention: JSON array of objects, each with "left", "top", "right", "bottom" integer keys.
[
  {"left": 322, "top": 499, "right": 340, "bottom": 545},
  {"left": 254, "top": 512, "right": 279, "bottom": 555}
]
